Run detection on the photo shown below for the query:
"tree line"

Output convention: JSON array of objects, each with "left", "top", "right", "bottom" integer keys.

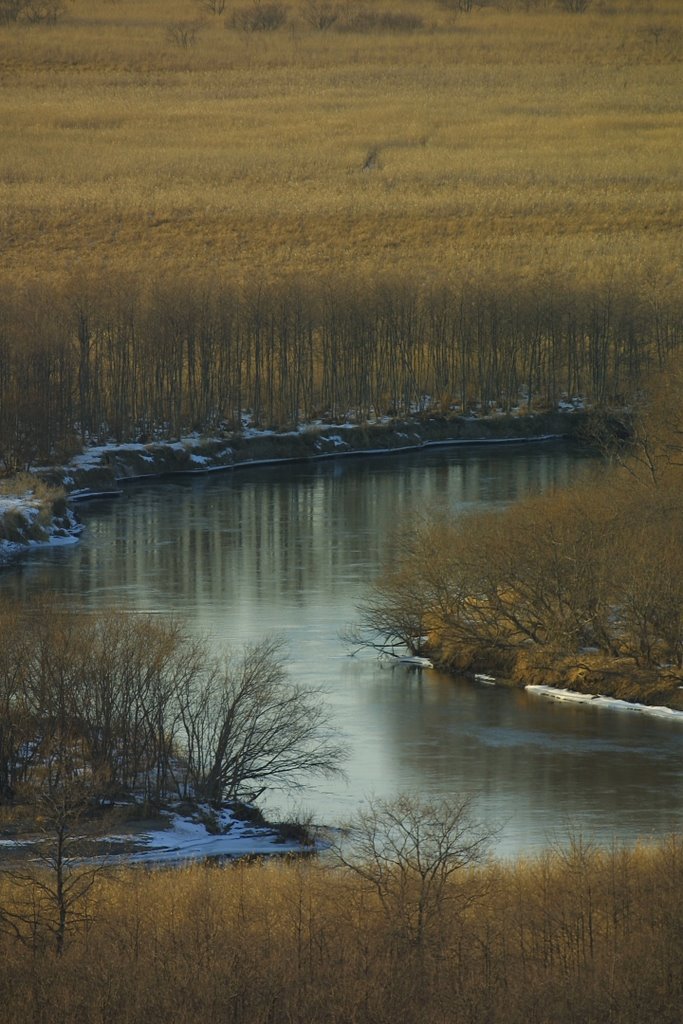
[
  {"left": 1, "top": 273, "right": 680, "bottom": 473},
  {"left": 353, "top": 358, "right": 683, "bottom": 698}
]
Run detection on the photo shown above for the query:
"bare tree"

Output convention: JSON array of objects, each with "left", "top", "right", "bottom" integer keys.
[
  {"left": 614, "top": 360, "right": 683, "bottom": 487},
  {"left": 179, "top": 637, "right": 346, "bottom": 804},
  {"left": 301, "top": 0, "right": 338, "bottom": 30},
  {"left": 342, "top": 515, "right": 474, "bottom": 660},
  {"left": 166, "top": 21, "right": 202, "bottom": 48},
  {"left": 331, "top": 792, "right": 494, "bottom": 949},
  {"left": 0, "top": 752, "right": 106, "bottom": 955}
]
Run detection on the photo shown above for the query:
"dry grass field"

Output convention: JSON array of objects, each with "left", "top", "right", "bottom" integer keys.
[
  {"left": 1, "top": 0, "right": 681, "bottom": 292},
  {"left": 1, "top": 837, "right": 683, "bottom": 1023}
]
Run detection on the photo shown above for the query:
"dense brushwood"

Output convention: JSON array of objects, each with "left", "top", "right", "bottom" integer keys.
[{"left": 0, "top": 834, "right": 682, "bottom": 1023}]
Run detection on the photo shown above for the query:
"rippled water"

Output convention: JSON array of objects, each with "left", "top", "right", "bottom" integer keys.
[{"left": 4, "top": 443, "right": 682, "bottom": 854}]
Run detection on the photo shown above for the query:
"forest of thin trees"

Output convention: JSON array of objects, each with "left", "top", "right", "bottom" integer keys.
[
  {"left": 1, "top": 274, "right": 680, "bottom": 473},
  {"left": 1, "top": 827, "right": 682, "bottom": 1024}
]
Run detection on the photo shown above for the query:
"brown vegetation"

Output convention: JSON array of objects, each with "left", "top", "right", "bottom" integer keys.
[
  {"left": 0, "top": 476, "right": 71, "bottom": 545},
  {"left": 1, "top": 831, "right": 682, "bottom": 1022},
  {"left": 1, "top": 274, "right": 680, "bottom": 472},
  {"left": 0, "top": 602, "right": 344, "bottom": 807},
  {"left": 0, "top": 0, "right": 681, "bottom": 470},
  {"left": 0, "top": 0, "right": 680, "bottom": 288},
  {"left": 353, "top": 357, "right": 683, "bottom": 701}
]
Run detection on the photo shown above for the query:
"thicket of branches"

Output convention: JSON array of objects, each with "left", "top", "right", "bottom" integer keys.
[
  {"left": 0, "top": 603, "right": 343, "bottom": 809},
  {"left": 1, "top": 273, "right": 680, "bottom": 472},
  {"left": 1, "top": 831, "right": 682, "bottom": 1022},
  {"left": 352, "top": 359, "right": 683, "bottom": 693}
]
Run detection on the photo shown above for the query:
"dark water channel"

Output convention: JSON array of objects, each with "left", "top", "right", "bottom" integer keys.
[{"left": 4, "top": 443, "right": 682, "bottom": 854}]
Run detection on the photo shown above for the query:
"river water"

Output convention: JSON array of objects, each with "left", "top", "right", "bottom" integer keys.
[{"left": 3, "top": 443, "right": 682, "bottom": 854}]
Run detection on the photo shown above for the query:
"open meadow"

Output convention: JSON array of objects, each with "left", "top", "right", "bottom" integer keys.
[
  {"left": 1, "top": 0, "right": 681, "bottom": 459},
  {"left": 1, "top": 0, "right": 681, "bottom": 291}
]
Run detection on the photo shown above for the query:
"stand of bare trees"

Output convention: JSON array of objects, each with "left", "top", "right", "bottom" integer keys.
[
  {"left": 1, "top": 828, "right": 683, "bottom": 1022},
  {"left": 352, "top": 359, "right": 683, "bottom": 696},
  {"left": 1, "top": 272, "right": 680, "bottom": 472},
  {"left": 0, "top": 603, "right": 344, "bottom": 810}
]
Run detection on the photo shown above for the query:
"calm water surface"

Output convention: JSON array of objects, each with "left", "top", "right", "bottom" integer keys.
[{"left": 3, "top": 443, "right": 682, "bottom": 854}]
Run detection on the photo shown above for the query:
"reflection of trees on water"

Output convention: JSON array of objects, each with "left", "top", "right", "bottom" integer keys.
[
  {"left": 7, "top": 447, "right": 588, "bottom": 619},
  {"left": 4, "top": 445, "right": 683, "bottom": 849}
]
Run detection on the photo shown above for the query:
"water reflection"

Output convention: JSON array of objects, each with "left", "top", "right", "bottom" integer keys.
[
  {"left": 3, "top": 443, "right": 681, "bottom": 853},
  {"left": 9, "top": 444, "right": 589, "bottom": 615}
]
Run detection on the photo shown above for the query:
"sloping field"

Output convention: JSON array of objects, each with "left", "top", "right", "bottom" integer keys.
[{"left": 1, "top": 0, "right": 681, "bottom": 290}]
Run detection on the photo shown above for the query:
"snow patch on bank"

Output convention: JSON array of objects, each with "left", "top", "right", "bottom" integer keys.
[
  {"left": 3, "top": 408, "right": 581, "bottom": 562},
  {"left": 69, "top": 441, "right": 151, "bottom": 472},
  {"left": 108, "top": 808, "right": 317, "bottom": 865},
  {"left": 0, "top": 493, "right": 82, "bottom": 566},
  {"left": 526, "top": 685, "right": 683, "bottom": 721}
]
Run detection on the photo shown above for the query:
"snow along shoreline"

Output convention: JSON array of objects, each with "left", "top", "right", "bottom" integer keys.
[
  {"left": 2, "top": 407, "right": 585, "bottom": 528},
  {"left": 59, "top": 411, "right": 580, "bottom": 498},
  {"left": 0, "top": 491, "right": 83, "bottom": 566},
  {"left": 103, "top": 807, "right": 322, "bottom": 867},
  {"left": 66, "top": 430, "right": 567, "bottom": 497},
  {"left": 2, "top": 410, "right": 586, "bottom": 564},
  {"left": 525, "top": 685, "right": 683, "bottom": 721},
  {"left": 0, "top": 805, "right": 324, "bottom": 870}
]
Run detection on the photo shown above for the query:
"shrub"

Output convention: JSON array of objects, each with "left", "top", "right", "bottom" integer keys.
[
  {"left": 0, "top": 0, "right": 66, "bottom": 24},
  {"left": 301, "top": 0, "right": 338, "bottom": 30},
  {"left": 231, "top": 2, "right": 288, "bottom": 31},
  {"left": 337, "top": 9, "right": 424, "bottom": 32},
  {"left": 166, "top": 20, "right": 202, "bottom": 47}
]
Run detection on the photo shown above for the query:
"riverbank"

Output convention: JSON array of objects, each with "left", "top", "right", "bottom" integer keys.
[
  {"left": 0, "top": 477, "right": 82, "bottom": 566},
  {"left": 0, "top": 408, "right": 588, "bottom": 563},
  {"left": 48, "top": 408, "right": 589, "bottom": 496},
  {"left": 515, "top": 648, "right": 683, "bottom": 711},
  {"left": 0, "top": 800, "right": 319, "bottom": 870},
  {"left": 430, "top": 633, "right": 683, "bottom": 713}
]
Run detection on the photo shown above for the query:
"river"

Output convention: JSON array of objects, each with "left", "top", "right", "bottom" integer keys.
[{"left": 3, "top": 442, "right": 682, "bottom": 855}]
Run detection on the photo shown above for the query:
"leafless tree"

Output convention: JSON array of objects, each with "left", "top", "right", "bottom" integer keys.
[
  {"left": 330, "top": 792, "right": 494, "bottom": 948},
  {"left": 166, "top": 20, "right": 202, "bottom": 48},
  {"left": 0, "top": 752, "right": 106, "bottom": 955},
  {"left": 178, "top": 637, "right": 347, "bottom": 804},
  {"left": 301, "top": 0, "right": 338, "bottom": 30}
]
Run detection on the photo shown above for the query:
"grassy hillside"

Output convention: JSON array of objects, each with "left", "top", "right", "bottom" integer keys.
[{"left": 1, "top": 0, "right": 681, "bottom": 290}]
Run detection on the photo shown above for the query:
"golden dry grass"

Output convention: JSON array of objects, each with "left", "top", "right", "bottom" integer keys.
[
  {"left": 0, "top": 0, "right": 680, "bottom": 291},
  {"left": 2, "top": 839, "right": 683, "bottom": 1023}
]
